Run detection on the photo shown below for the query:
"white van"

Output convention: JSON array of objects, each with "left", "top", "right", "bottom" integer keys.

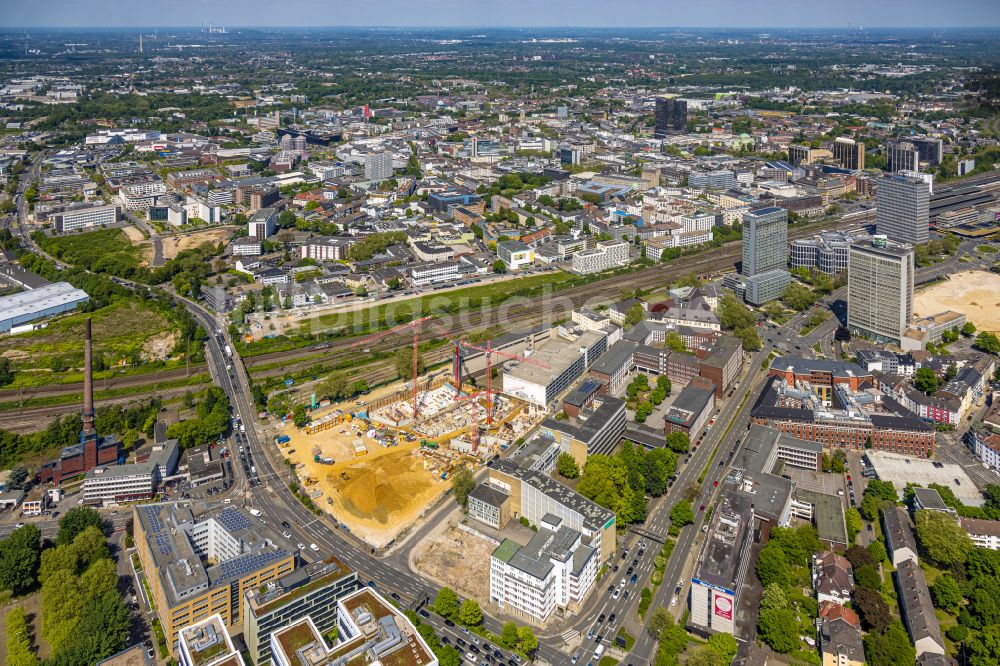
[
  {"left": 594, "top": 645, "right": 606, "bottom": 659},
  {"left": 249, "top": 508, "right": 262, "bottom": 517}
]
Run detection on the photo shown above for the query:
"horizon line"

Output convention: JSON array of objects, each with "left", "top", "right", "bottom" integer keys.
[{"left": 2, "top": 25, "right": 1000, "bottom": 31}]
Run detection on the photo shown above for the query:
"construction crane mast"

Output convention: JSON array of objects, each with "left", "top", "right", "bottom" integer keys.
[{"left": 349, "top": 316, "right": 432, "bottom": 419}]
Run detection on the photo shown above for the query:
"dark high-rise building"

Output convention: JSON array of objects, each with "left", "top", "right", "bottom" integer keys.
[
  {"left": 654, "top": 97, "right": 687, "bottom": 137},
  {"left": 908, "top": 136, "right": 943, "bottom": 166},
  {"left": 886, "top": 141, "right": 920, "bottom": 173}
]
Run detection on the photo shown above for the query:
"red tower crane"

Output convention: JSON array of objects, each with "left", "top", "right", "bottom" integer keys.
[
  {"left": 349, "top": 316, "right": 432, "bottom": 419},
  {"left": 432, "top": 324, "right": 550, "bottom": 427}
]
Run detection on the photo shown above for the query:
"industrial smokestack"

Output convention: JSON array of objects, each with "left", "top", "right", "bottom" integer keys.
[{"left": 82, "top": 317, "right": 95, "bottom": 437}]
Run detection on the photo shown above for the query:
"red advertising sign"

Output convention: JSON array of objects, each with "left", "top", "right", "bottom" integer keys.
[{"left": 714, "top": 595, "right": 733, "bottom": 621}]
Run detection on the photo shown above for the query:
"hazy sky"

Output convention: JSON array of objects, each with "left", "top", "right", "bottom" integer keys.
[{"left": 2, "top": 0, "right": 999, "bottom": 28}]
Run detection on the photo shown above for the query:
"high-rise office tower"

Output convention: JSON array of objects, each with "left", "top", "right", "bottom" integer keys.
[
  {"left": 740, "top": 206, "right": 791, "bottom": 305},
  {"left": 364, "top": 151, "right": 394, "bottom": 182},
  {"left": 876, "top": 175, "right": 930, "bottom": 246},
  {"left": 833, "top": 137, "right": 865, "bottom": 170},
  {"left": 886, "top": 141, "right": 920, "bottom": 173},
  {"left": 908, "top": 136, "right": 943, "bottom": 166},
  {"left": 847, "top": 237, "right": 914, "bottom": 346},
  {"left": 654, "top": 97, "right": 687, "bottom": 137}
]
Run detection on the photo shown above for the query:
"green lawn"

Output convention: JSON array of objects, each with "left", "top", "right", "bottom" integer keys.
[
  {"left": 35, "top": 228, "right": 143, "bottom": 273},
  {"left": 977, "top": 244, "right": 999, "bottom": 254}
]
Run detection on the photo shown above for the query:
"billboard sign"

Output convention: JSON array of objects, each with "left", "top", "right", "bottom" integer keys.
[{"left": 714, "top": 595, "right": 733, "bottom": 621}]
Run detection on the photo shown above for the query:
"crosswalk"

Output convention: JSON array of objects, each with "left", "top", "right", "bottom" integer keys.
[{"left": 560, "top": 629, "right": 579, "bottom": 644}]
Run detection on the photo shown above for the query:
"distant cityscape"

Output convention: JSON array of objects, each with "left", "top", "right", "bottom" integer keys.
[{"left": 0, "top": 21, "right": 1000, "bottom": 666}]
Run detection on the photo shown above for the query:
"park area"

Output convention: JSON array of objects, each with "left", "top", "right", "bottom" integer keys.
[{"left": 914, "top": 270, "right": 1000, "bottom": 332}]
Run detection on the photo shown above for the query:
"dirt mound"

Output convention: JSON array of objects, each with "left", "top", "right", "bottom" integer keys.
[{"left": 334, "top": 453, "right": 432, "bottom": 525}]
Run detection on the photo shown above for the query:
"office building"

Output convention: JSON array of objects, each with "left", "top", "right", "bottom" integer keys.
[
  {"left": 496, "top": 239, "right": 535, "bottom": 270},
  {"left": 738, "top": 206, "right": 790, "bottom": 305},
  {"left": 908, "top": 136, "right": 943, "bottom": 166},
  {"left": 832, "top": 137, "right": 864, "bottom": 171},
  {"left": 268, "top": 588, "right": 437, "bottom": 666},
  {"left": 790, "top": 231, "right": 862, "bottom": 274},
  {"left": 475, "top": 455, "right": 616, "bottom": 565},
  {"left": 231, "top": 237, "right": 263, "bottom": 256},
  {"left": 364, "top": 151, "right": 394, "bottom": 182},
  {"left": 177, "top": 613, "right": 245, "bottom": 666},
  {"left": 886, "top": 141, "right": 920, "bottom": 173},
  {"left": 663, "top": 381, "right": 716, "bottom": 437},
  {"left": 490, "top": 516, "right": 599, "bottom": 622},
  {"left": 571, "top": 240, "right": 630, "bottom": 274},
  {"left": 688, "top": 170, "right": 736, "bottom": 189},
  {"left": 82, "top": 439, "right": 178, "bottom": 505},
  {"left": 654, "top": 97, "right": 687, "bottom": 137},
  {"left": 53, "top": 202, "right": 117, "bottom": 233},
  {"left": 248, "top": 207, "right": 278, "bottom": 240},
  {"left": 689, "top": 492, "right": 754, "bottom": 636},
  {"left": 788, "top": 145, "right": 832, "bottom": 166},
  {"left": 876, "top": 175, "right": 929, "bottom": 245},
  {"left": 243, "top": 556, "right": 358, "bottom": 666},
  {"left": 134, "top": 504, "right": 296, "bottom": 656},
  {"left": 502, "top": 329, "right": 607, "bottom": 408},
  {"left": 539, "top": 396, "right": 626, "bottom": 466},
  {"left": 847, "top": 238, "right": 914, "bottom": 346}
]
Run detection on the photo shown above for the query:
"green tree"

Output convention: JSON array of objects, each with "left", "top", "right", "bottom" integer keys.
[
  {"left": 844, "top": 544, "right": 876, "bottom": 570},
  {"left": 665, "top": 332, "right": 687, "bottom": 352},
  {"left": 647, "top": 606, "right": 672, "bottom": 637},
  {"left": 5, "top": 606, "right": 38, "bottom": 666},
  {"left": 931, "top": 573, "right": 962, "bottom": 614},
  {"left": 624, "top": 303, "right": 645, "bottom": 327},
  {"left": 962, "top": 321, "right": 977, "bottom": 336},
  {"left": 658, "top": 611, "right": 689, "bottom": 655},
  {"left": 845, "top": 508, "right": 863, "bottom": 544},
  {"left": 867, "top": 540, "right": 887, "bottom": 564},
  {"left": 656, "top": 375, "right": 672, "bottom": 395},
  {"left": 853, "top": 564, "right": 881, "bottom": 590},
  {"left": 686, "top": 646, "right": 724, "bottom": 666},
  {"left": 434, "top": 588, "right": 460, "bottom": 620},
  {"left": 394, "top": 347, "right": 425, "bottom": 380},
  {"left": 459, "top": 599, "right": 483, "bottom": 626},
  {"left": 56, "top": 507, "right": 105, "bottom": 546},
  {"left": 0, "top": 524, "right": 41, "bottom": 596},
  {"left": 915, "top": 509, "right": 973, "bottom": 567},
  {"left": 706, "top": 633, "right": 738, "bottom": 664},
  {"left": 451, "top": 467, "right": 476, "bottom": 508},
  {"left": 665, "top": 431, "right": 690, "bottom": 453},
  {"left": 556, "top": 452, "right": 580, "bottom": 479},
  {"left": 492, "top": 259, "right": 507, "bottom": 274},
  {"left": 967, "top": 623, "right": 1000, "bottom": 666},
  {"left": 292, "top": 403, "right": 309, "bottom": 428},
  {"left": 760, "top": 582, "right": 788, "bottom": 611},
  {"left": 976, "top": 331, "right": 1000, "bottom": 355},
  {"left": 913, "top": 367, "right": 941, "bottom": 395},
  {"left": 516, "top": 626, "right": 538, "bottom": 655},
  {"left": 757, "top": 608, "right": 798, "bottom": 653},
  {"left": 864, "top": 621, "right": 915, "bottom": 666},
  {"left": 669, "top": 500, "right": 694, "bottom": 529},
  {"left": 500, "top": 622, "right": 519, "bottom": 649},
  {"left": 854, "top": 586, "right": 892, "bottom": 633},
  {"left": 0, "top": 357, "right": 14, "bottom": 386},
  {"left": 755, "top": 543, "right": 790, "bottom": 588}
]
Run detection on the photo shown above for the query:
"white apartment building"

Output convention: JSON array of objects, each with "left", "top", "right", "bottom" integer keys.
[
  {"left": 185, "top": 195, "right": 222, "bottom": 224},
  {"left": 168, "top": 205, "right": 188, "bottom": 227},
  {"left": 232, "top": 237, "right": 263, "bottom": 256},
  {"left": 119, "top": 181, "right": 167, "bottom": 210},
  {"left": 300, "top": 236, "right": 349, "bottom": 261},
  {"left": 571, "top": 240, "right": 630, "bottom": 274},
  {"left": 971, "top": 430, "right": 1000, "bottom": 471},
  {"left": 178, "top": 613, "right": 245, "bottom": 666},
  {"left": 490, "top": 517, "right": 598, "bottom": 622},
  {"left": 53, "top": 203, "right": 117, "bottom": 233},
  {"left": 960, "top": 517, "right": 1000, "bottom": 550},
  {"left": 248, "top": 207, "right": 278, "bottom": 240}
]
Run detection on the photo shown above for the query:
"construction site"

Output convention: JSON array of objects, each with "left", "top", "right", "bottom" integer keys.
[{"left": 277, "top": 319, "right": 550, "bottom": 549}]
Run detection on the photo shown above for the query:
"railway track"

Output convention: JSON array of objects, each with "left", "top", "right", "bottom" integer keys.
[{"left": 4, "top": 215, "right": 854, "bottom": 408}]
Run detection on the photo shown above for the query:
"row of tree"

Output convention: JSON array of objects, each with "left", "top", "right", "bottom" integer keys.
[{"left": 576, "top": 442, "right": 678, "bottom": 526}]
